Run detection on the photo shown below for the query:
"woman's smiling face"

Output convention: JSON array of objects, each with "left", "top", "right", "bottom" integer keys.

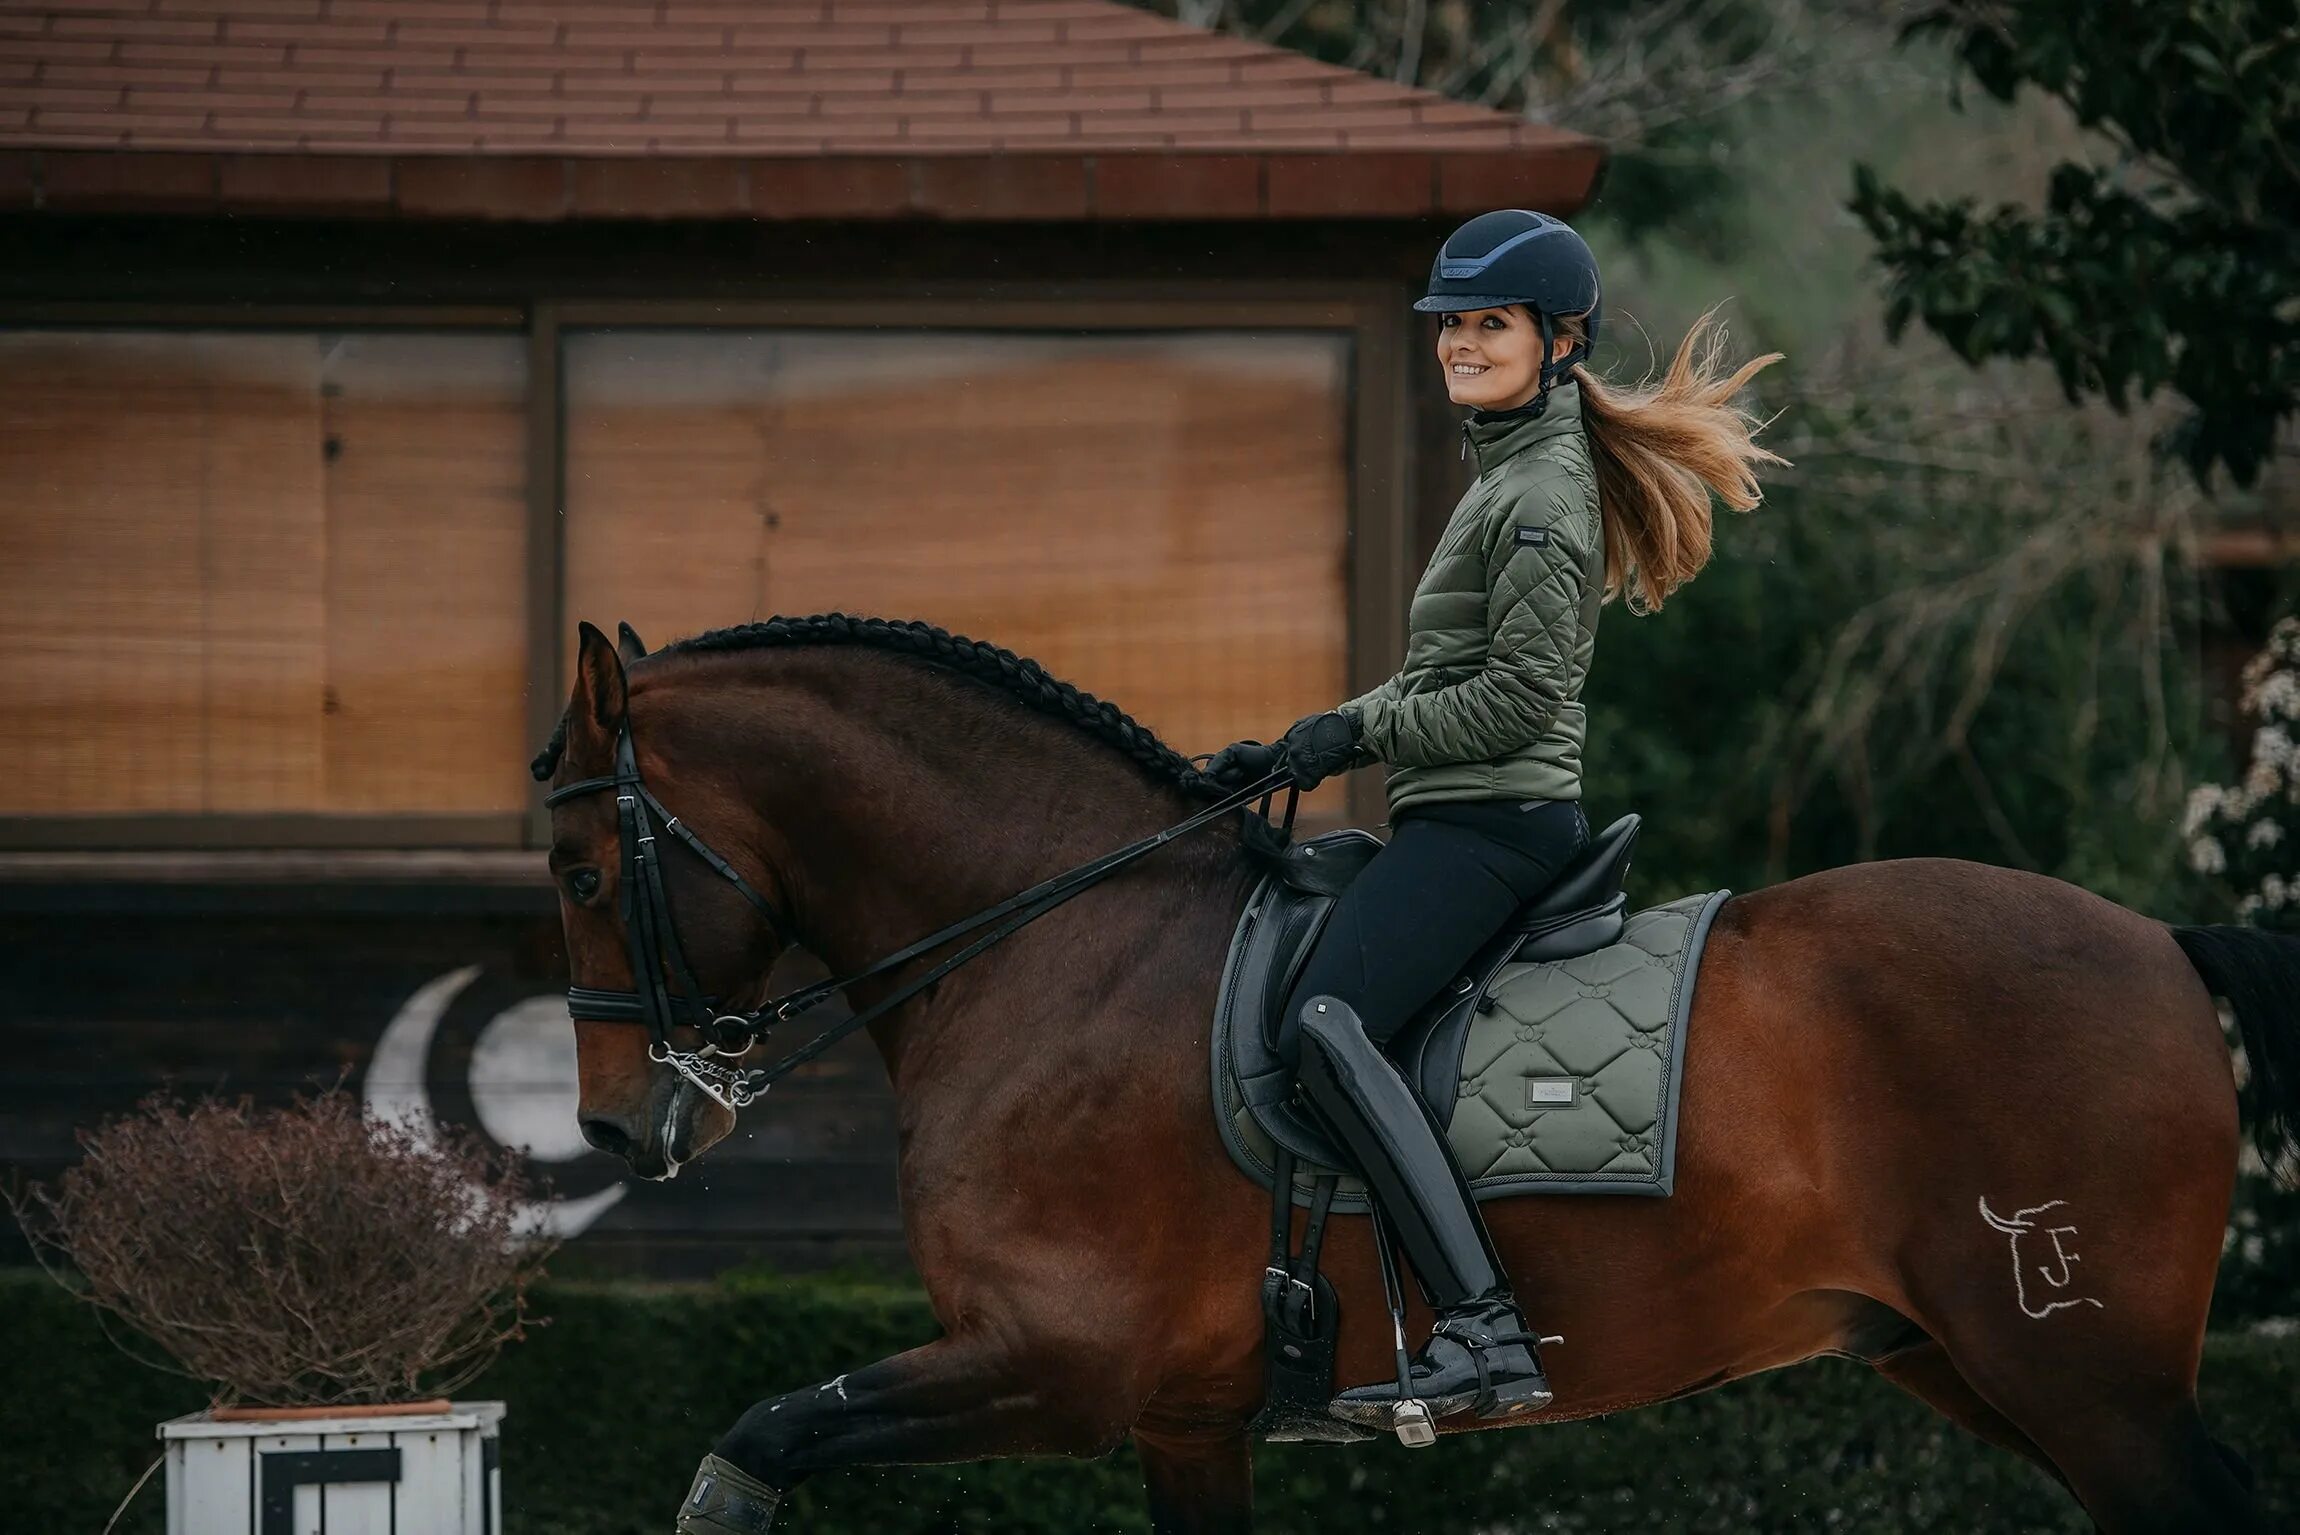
[{"left": 1436, "top": 305, "right": 1563, "bottom": 411}]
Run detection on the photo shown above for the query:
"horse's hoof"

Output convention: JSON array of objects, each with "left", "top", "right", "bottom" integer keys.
[{"left": 676, "top": 1454, "right": 783, "bottom": 1533}]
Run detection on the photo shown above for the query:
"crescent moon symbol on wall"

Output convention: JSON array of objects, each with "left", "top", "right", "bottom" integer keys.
[{"left": 364, "top": 965, "right": 627, "bottom": 1240}]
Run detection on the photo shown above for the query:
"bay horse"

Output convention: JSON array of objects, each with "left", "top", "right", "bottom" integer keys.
[{"left": 535, "top": 615, "right": 2299, "bottom": 1534}]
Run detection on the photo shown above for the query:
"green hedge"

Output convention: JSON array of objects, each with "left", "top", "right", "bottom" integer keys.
[{"left": 2, "top": 1269, "right": 2292, "bottom": 1534}]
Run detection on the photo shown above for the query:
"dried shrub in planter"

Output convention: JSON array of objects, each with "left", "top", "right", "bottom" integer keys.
[{"left": 7, "top": 1090, "right": 558, "bottom": 1408}]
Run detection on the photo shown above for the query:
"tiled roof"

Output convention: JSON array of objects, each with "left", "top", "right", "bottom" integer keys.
[{"left": 0, "top": 0, "right": 1603, "bottom": 219}]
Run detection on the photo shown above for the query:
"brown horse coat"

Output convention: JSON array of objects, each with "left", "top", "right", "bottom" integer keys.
[{"left": 542, "top": 621, "right": 2291, "bottom": 1534}]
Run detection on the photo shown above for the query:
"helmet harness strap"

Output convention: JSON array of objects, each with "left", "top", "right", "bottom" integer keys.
[{"left": 1463, "top": 305, "right": 1585, "bottom": 444}]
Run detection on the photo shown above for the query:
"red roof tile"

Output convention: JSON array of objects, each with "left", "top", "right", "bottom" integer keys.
[{"left": 0, "top": 0, "right": 1603, "bottom": 219}]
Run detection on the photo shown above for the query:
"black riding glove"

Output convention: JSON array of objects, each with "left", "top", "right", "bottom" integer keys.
[
  {"left": 1205, "top": 739, "right": 1283, "bottom": 788},
  {"left": 1278, "top": 710, "right": 1364, "bottom": 790}
]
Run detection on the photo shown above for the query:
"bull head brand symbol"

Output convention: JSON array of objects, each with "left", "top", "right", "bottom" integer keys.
[{"left": 1978, "top": 1196, "right": 2105, "bottom": 1320}]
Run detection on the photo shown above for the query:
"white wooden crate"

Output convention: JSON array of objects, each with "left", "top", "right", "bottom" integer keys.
[{"left": 159, "top": 1402, "right": 504, "bottom": 1535}]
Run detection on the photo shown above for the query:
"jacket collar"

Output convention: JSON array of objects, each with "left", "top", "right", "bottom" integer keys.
[{"left": 1462, "top": 379, "right": 1583, "bottom": 477}]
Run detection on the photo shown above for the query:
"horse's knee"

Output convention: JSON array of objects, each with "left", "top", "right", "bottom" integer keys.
[
  {"left": 1032, "top": 1407, "right": 1132, "bottom": 1460},
  {"left": 1016, "top": 1359, "right": 1138, "bottom": 1459}
]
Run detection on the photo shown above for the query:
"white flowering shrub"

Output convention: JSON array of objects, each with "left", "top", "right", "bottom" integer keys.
[
  {"left": 2186, "top": 616, "right": 2300, "bottom": 1322},
  {"left": 2186, "top": 617, "right": 2300, "bottom": 931}
]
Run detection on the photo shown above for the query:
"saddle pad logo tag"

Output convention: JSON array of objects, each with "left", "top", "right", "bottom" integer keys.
[
  {"left": 1526, "top": 1078, "right": 1578, "bottom": 1109},
  {"left": 1514, "top": 524, "right": 1551, "bottom": 547}
]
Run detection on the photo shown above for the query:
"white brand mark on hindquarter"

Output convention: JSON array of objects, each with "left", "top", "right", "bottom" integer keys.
[{"left": 1978, "top": 1196, "right": 2106, "bottom": 1319}]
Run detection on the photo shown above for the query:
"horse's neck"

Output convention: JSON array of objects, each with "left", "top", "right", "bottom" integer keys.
[{"left": 693, "top": 653, "right": 1237, "bottom": 1056}]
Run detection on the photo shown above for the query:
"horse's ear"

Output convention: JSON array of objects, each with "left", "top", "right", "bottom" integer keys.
[
  {"left": 571, "top": 621, "right": 629, "bottom": 738},
  {"left": 616, "top": 622, "right": 649, "bottom": 664}
]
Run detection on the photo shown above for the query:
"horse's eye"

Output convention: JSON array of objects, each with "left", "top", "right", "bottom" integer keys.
[{"left": 567, "top": 868, "right": 602, "bottom": 903}]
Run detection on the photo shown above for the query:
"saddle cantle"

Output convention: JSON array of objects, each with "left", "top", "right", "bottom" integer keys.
[{"left": 1213, "top": 814, "right": 1727, "bottom": 1209}]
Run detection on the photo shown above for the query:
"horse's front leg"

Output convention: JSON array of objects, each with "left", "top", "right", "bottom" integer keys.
[
  {"left": 1134, "top": 1425, "right": 1255, "bottom": 1535},
  {"left": 676, "top": 1331, "right": 1139, "bottom": 1532}
]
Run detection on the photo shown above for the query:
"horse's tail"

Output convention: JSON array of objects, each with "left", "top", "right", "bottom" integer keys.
[{"left": 2169, "top": 923, "right": 2300, "bottom": 1182}]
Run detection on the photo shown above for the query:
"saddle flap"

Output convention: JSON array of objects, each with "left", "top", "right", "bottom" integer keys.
[
  {"left": 1219, "top": 835, "right": 1383, "bottom": 1174},
  {"left": 1241, "top": 828, "right": 1376, "bottom": 1042}
]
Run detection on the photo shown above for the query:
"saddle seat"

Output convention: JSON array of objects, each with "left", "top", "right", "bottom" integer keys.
[{"left": 1227, "top": 814, "right": 1642, "bottom": 1176}]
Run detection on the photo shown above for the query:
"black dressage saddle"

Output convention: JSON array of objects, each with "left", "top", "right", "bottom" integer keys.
[{"left": 1223, "top": 814, "right": 1642, "bottom": 1175}]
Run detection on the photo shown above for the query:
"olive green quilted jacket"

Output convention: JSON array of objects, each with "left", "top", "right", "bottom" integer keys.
[{"left": 1342, "top": 381, "right": 1603, "bottom": 813}]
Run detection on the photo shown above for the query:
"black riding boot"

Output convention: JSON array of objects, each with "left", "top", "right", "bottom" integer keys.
[{"left": 1296, "top": 995, "right": 1553, "bottom": 1428}]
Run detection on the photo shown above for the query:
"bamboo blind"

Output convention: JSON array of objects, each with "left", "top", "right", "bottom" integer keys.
[
  {"left": 0, "top": 331, "right": 527, "bottom": 818},
  {"left": 564, "top": 330, "right": 1352, "bottom": 807}
]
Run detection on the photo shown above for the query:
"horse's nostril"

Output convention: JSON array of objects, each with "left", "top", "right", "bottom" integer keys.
[{"left": 581, "top": 1117, "right": 631, "bottom": 1157}]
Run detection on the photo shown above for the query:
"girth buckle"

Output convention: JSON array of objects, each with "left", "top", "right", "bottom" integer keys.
[
  {"left": 1264, "top": 1265, "right": 1315, "bottom": 1297},
  {"left": 1263, "top": 1265, "right": 1316, "bottom": 1328}
]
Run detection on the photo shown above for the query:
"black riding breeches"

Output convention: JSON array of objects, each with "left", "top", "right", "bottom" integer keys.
[
  {"left": 1282, "top": 796, "right": 1588, "bottom": 1309},
  {"left": 1281, "top": 798, "right": 1590, "bottom": 1049}
]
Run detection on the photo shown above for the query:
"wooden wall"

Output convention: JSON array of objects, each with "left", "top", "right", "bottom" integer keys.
[
  {"left": 563, "top": 328, "right": 1356, "bottom": 813},
  {"left": 0, "top": 331, "right": 531, "bottom": 817},
  {"left": 0, "top": 213, "right": 1457, "bottom": 1277},
  {"left": 0, "top": 893, "right": 905, "bottom": 1278},
  {"left": 2, "top": 324, "right": 1369, "bottom": 825}
]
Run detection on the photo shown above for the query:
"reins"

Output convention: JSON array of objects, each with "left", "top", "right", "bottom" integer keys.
[{"left": 546, "top": 722, "right": 1293, "bottom": 1112}]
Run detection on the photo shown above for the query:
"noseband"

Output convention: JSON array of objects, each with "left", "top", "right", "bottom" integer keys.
[
  {"left": 543, "top": 725, "right": 797, "bottom": 1109},
  {"left": 545, "top": 722, "right": 1291, "bottom": 1114}
]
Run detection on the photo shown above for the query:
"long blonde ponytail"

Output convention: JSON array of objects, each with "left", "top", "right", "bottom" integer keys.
[{"left": 1566, "top": 308, "right": 1785, "bottom": 613}]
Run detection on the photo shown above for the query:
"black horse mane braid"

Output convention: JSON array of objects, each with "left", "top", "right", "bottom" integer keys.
[{"left": 530, "top": 614, "right": 1220, "bottom": 799}]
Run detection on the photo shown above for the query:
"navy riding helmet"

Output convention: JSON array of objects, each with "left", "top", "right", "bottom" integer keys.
[{"left": 1415, "top": 209, "right": 1602, "bottom": 408}]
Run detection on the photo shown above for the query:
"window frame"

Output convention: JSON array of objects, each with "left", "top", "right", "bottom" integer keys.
[{"left": 0, "top": 287, "right": 1412, "bottom": 851}]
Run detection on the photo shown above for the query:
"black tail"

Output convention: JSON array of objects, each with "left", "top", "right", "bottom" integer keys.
[{"left": 2170, "top": 923, "right": 2300, "bottom": 1181}]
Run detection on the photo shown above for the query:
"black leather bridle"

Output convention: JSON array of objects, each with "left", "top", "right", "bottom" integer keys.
[{"left": 545, "top": 720, "right": 1292, "bottom": 1113}]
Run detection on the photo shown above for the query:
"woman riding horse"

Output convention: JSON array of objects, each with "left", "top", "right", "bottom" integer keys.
[
  {"left": 1205, "top": 209, "right": 1782, "bottom": 1428},
  {"left": 535, "top": 200, "right": 2295, "bottom": 1531}
]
